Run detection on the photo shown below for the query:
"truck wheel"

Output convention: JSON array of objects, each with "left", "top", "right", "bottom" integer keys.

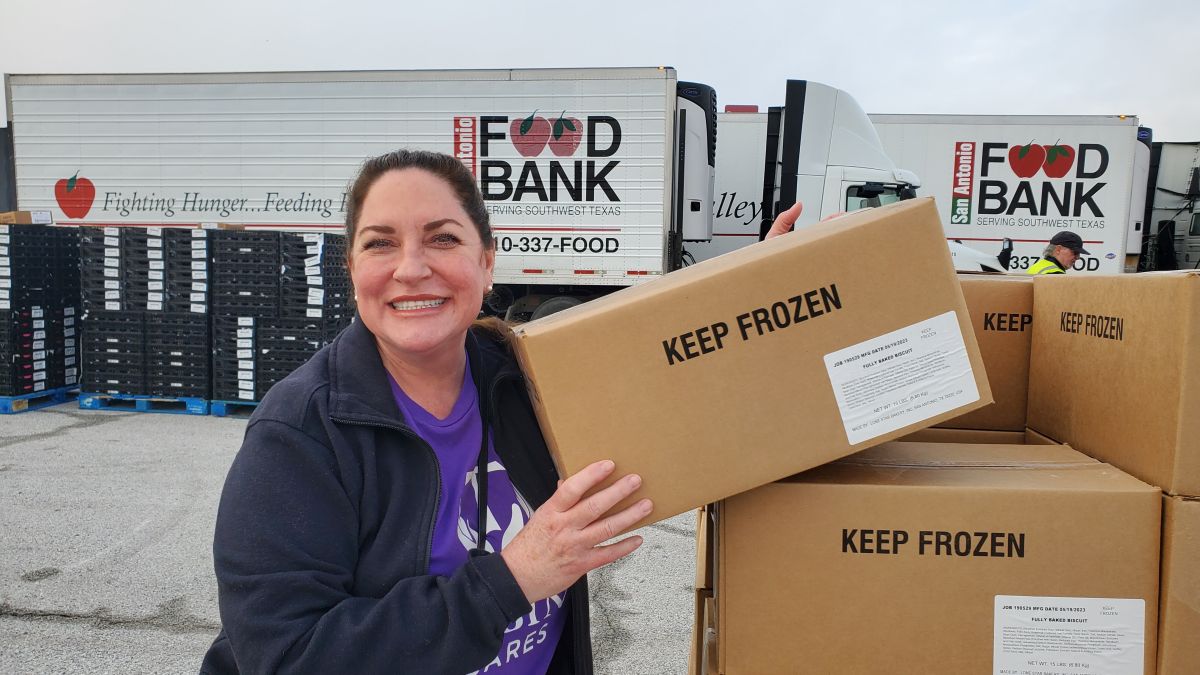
[{"left": 529, "top": 295, "right": 583, "bottom": 320}]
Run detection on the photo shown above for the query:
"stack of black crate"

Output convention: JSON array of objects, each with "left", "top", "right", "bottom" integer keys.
[
  {"left": 212, "top": 231, "right": 350, "bottom": 403},
  {"left": 80, "top": 227, "right": 211, "bottom": 398},
  {"left": 0, "top": 223, "right": 81, "bottom": 397}
]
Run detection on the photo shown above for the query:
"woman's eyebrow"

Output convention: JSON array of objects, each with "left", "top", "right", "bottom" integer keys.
[
  {"left": 424, "top": 219, "right": 463, "bottom": 231},
  {"left": 359, "top": 224, "right": 395, "bottom": 235}
]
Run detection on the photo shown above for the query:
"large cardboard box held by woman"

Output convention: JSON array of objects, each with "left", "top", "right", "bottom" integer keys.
[
  {"left": 704, "top": 442, "right": 1161, "bottom": 674},
  {"left": 510, "top": 199, "right": 992, "bottom": 529}
]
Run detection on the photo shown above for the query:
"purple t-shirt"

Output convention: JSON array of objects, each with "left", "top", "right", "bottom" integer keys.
[{"left": 389, "top": 360, "right": 566, "bottom": 675}]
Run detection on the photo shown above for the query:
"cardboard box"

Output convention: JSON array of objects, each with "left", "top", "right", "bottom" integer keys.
[
  {"left": 1028, "top": 271, "right": 1200, "bottom": 495},
  {"left": 937, "top": 274, "right": 1032, "bottom": 431},
  {"left": 0, "top": 210, "right": 53, "bottom": 225},
  {"left": 1159, "top": 495, "right": 1200, "bottom": 674},
  {"left": 711, "top": 442, "right": 1161, "bottom": 674},
  {"left": 512, "top": 199, "right": 992, "bottom": 528},
  {"left": 900, "top": 427, "right": 1057, "bottom": 445}
]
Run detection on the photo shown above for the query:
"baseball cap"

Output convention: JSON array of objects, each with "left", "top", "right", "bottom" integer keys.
[{"left": 1049, "top": 231, "right": 1089, "bottom": 255}]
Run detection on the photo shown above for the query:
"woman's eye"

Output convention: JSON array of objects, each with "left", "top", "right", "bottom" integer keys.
[
  {"left": 430, "top": 233, "right": 461, "bottom": 247},
  {"left": 363, "top": 238, "right": 391, "bottom": 250}
]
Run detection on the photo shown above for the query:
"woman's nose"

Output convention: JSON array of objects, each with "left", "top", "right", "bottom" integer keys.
[{"left": 391, "top": 245, "right": 432, "bottom": 282}]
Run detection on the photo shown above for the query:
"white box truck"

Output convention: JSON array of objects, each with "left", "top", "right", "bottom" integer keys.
[
  {"left": 870, "top": 114, "right": 1153, "bottom": 274},
  {"left": 1, "top": 68, "right": 717, "bottom": 320},
  {"left": 687, "top": 80, "right": 920, "bottom": 265},
  {"left": 1144, "top": 141, "right": 1200, "bottom": 270}
]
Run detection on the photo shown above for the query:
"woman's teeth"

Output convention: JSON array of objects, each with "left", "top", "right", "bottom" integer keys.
[{"left": 390, "top": 298, "right": 445, "bottom": 310}]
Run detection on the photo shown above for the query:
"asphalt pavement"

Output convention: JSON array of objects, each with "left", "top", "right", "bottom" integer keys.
[{"left": 0, "top": 403, "right": 695, "bottom": 674}]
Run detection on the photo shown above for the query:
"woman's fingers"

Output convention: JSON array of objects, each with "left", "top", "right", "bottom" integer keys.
[
  {"left": 764, "top": 201, "right": 803, "bottom": 239},
  {"left": 573, "top": 472, "right": 642, "bottom": 526},
  {"left": 582, "top": 535, "right": 644, "bottom": 571},
  {"left": 581, "top": 498, "right": 653, "bottom": 545},
  {"left": 546, "top": 459, "right": 614, "bottom": 512}
]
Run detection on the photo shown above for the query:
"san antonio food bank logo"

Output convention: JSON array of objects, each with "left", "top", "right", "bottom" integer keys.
[{"left": 54, "top": 171, "right": 96, "bottom": 219}]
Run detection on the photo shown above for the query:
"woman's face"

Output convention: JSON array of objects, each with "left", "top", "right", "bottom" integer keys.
[{"left": 349, "top": 168, "right": 495, "bottom": 364}]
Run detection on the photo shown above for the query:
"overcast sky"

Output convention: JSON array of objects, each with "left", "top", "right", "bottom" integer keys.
[{"left": 3, "top": 0, "right": 1197, "bottom": 140}]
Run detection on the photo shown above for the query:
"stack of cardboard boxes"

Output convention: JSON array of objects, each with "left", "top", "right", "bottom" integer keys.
[{"left": 506, "top": 198, "right": 1193, "bottom": 673}]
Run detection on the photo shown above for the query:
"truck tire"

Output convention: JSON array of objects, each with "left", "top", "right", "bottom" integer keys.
[{"left": 529, "top": 295, "right": 582, "bottom": 320}]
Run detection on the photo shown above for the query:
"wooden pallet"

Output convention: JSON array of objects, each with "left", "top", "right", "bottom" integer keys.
[
  {"left": 78, "top": 392, "right": 209, "bottom": 416},
  {"left": 0, "top": 387, "right": 79, "bottom": 414},
  {"left": 209, "top": 400, "right": 259, "bottom": 418}
]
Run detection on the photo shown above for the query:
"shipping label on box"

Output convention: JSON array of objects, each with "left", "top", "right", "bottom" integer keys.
[{"left": 511, "top": 199, "right": 992, "bottom": 530}]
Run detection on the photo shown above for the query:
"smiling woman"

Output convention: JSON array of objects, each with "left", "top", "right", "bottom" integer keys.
[{"left": 201, "top": 149, "right": 651, "bottom": 675}]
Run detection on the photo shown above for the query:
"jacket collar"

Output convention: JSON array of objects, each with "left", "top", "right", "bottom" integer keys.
[{"left": 327, "top": 316, "right": 518, "bottom": 427}]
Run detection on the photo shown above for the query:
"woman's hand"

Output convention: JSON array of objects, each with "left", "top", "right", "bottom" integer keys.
[
  {"left": 763, "top": 202, "right": 848, "bottom": 240},
  {"left": 500, "top": 460, "right": 650, "bottom": 603}
]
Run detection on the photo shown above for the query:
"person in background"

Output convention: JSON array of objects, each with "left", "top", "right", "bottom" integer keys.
[
  {"left": 200, "top": 149, "right": 651, "bottom": 675},
  {"left": 1027, "top": 231, "right": 1089, "bottom": 275}
]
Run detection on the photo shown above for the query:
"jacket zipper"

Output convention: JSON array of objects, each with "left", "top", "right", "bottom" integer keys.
[{"left": 330, "top": 416, "right": 442, "bottom": 574}]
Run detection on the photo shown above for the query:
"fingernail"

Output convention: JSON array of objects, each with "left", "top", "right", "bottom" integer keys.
[
  {"left": 628, "top": 474, "right": 642, "bottom": 488},
  {"left": 601, "top": 460, "right": 615, "bottom": 472},
  {"left": 640, "top": 499, "right": 653, "bottom": 514}
]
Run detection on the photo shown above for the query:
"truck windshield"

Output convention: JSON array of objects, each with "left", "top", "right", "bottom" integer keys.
[{"left": 845, "top": 185, "right": 906, "bottom": 211}]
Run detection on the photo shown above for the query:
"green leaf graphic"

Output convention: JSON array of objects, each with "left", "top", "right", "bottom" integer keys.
[
  {"left": 67, "top": 171, "right": 79, "bottom": 192},
  {"left": 553, "top": 118, "right": 564, "bottom": 139},
  {"left": 520, "top": 110, "right": 538, "bottom": 136},
  {"left": 1018, "top": 144, "right": 1031, "bottom": 159},
  {"left": 1046, "top": 148, "right": 1059, "bottom": 164},
  {"left": 563, "top": 118, "right": 577, "bottom": 132}
]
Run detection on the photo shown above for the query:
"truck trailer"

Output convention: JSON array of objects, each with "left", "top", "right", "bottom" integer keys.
[{"left": 869, "top": 113, "right": 1153, "bottom": 274}]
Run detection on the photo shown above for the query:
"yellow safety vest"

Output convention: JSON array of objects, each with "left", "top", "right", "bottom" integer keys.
[{"left": 1027, "top": 258, "right": 1066, "bottom": 275}]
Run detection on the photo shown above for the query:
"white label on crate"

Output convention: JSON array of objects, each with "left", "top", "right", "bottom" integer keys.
[
  {"left": 33, "top": 371, "right": 46, "bottom": 381},
  {"left": 64, "top": 307, "right": 75, "bottom": 316},
  {"left": 148, "top": 292, "right": 164, "bottom": 302},
  {"left": 302, "top": 233, "right": 323, "bottom": 243},
  {"left": 105, "top": 246, "right": 119, "bottom": 257},
  {"left": 65, "top": 356, "right": 76, "bottom": 366},
  {"left": 192, "top": 282, "right": 207, "bottom": 292},
  {"left": 193, "top": 271, "right": 208, "bottom": 280},
  {"left": 0, "top": 266, "right": 9, "bottom": 277},
  {"left": 0, "top": 278, "right": 9, "bottom": 288},
  {"left": 65, "top": 317, "right": 75, "bottom": 326},
  {"left": 237, "top": 391, "right": 255, "bottom": 400},
  {"left": 33, "top": 350, "right": 46, "bottom": 360},
  {"left": 105, "top": 290, "right": 121, "bottom": 300},
  {"left": 237, "top": 338, "right": 253, "bottom": 349},
  {"left": 190, "top": 292, "right": 206, "bottom": 302},
  {"left": 192, "top": 249, "right": 207, "bottom": 260},
  {"left": 65, "top": 368, "right": 77, "bottom": 377},
  {"left": 105, "top": 301, "right": 120, "bottom": 311},
  {"left": 150, "top": 270, "right": 164, "bottom": 281},
  {"left": 149, "top": 260, "right": 165, "bottom": 270},
  {"left": 191, "top": 238, "right": 207, "bottom": 248},
  {"left": 149, "top": 281, "right": 164, "bottom": 291},
  {"left": 238, "top": 371, "right": 254, "bottom": 382},
  {"left": 106, "top": 280, "right": 121, "bottom": 290},
  {"left": 238, "top": 360, "right": 254, "bottom": 370},
  {"left": 823, "top": 311, "right": 978, "bottom": 445},
  {"left": 103, "top": 268, "right": 118, "bottom": 278},
  {"left": 149, "top": 249, "right": 162, "bottom": 259},
  {"left": 192, "top": 229, "right": 207, "bottom": 238},
  {"left": 236, "top": 328, "right": 253, "bottom": 338},
  {"left": 33, "top": 360, "right": 46, "bottom": 370},
  {"left": 305, "top": 265, "right": 321, "bottom": 277},
  {"left": 306, "top": 276, "right": 323, "bottom": 286},
  {"left": 147, "top": 302, "right": 163, "bottom": 311},
  {"left": 65, "top": 376, "right": 77, "bottom": 385},
  {"left": 103, "top": 227, "right": 119, "bottom": 236},
  {"left": 34, "top": 381, "right": 46, "bottom": 391},
  {"left": 237, "top": 290, "right": 253, "bottom": 297},
  {"left": 307, "top": 308, "right": 323, "bottom": 318},
  {"left": 0, "top": 300, "right": 9, "bottom": 310},
  {"left": 308, "top": 288, "right": 325, "bottom": 303},
  {"left": 993, "top": 596, "right": 1144, "bottom": 675},
  {"left": 0, "top": 234, "right": 8, "bottom": 243},
  {"left": 0, "top": 246, "right": 7, "bottom": 256},
  {"left": 237, "top": 349, "right": 253, "bottom": 359},
  {"left": 191, "top": 261, "right": 206, "bottom": 271},
  {"left": 33, "top": 319, "right": 45, "bottom": 329},
  {"left": 104, "top": 236, "right": 119, "bottom": 247},
  {"left": 64, "top": 327, "right": 75, "bottom": 337},
  {"left": 0, "top": 225, "right": 7, "bottom": 233},
  {"left": 104, "top": 257, "right": 119, "bottom": 268},
  {"left": 283, "top": 335, "right": 296, "bottom": 341},
  {"left": 0, "top": 289, "right": 7, "bottom": 300},
  {"left": 307, "top": 244, "right": 322, "bottom": 256},
  {"left": 190, "top": 303, "right": 207, "bottom": 314},
  {"left": 33, "top": 330, "right": 45, "bottom": 340},
  {"left": 33, "top": 340, "right": 43, "bottom": 349},
  {"left": 237, "top": 317, "right": 254, "bottom": 327},
  {"left": 147, "top": 227, "right": 163, "bottom": 236}
]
